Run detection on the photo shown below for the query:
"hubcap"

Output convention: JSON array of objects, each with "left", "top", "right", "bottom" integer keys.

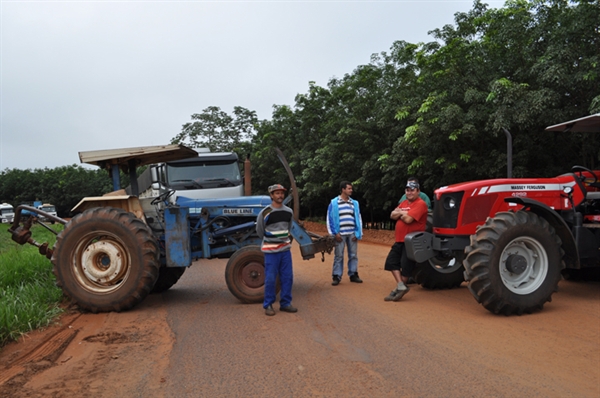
[
  {"left": 241, "top": 261, "right": 264, "bottom": 288},
  {"left": 500, "top": 236, "right": 548, "bottom": 295},
  {"left": 505, "top": 254, "right": 527, "bottom": 275},
  {"left": 82, "top": 241, "right": 124, "bottom": 283},
  {"left": 72, "top": 234, "right": 130, "bottom": 293}
]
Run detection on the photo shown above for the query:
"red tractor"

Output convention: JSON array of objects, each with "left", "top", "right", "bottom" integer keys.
[{"left": 406, "top": 114, "right": 600, "bottom": 315}]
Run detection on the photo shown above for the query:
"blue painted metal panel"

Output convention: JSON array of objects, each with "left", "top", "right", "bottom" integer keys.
[
  {"left": 165, "top": 207, "right": 191, "bottom": 267},
  {"left": 176, "top": 195, "right": 272, "bottom": 217}
]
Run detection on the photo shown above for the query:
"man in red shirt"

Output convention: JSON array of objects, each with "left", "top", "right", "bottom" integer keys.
[{"left": 383, "top": 178, "right": 428, "bottom": 301}]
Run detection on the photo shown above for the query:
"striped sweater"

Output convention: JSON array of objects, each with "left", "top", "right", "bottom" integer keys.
[{"left": 256, "top": 204, "right": 293, "bottom": 253}]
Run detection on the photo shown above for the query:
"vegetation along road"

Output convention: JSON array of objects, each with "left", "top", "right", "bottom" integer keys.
[{"left": 1, "top": 229, "right": 598, "bottom": 397}]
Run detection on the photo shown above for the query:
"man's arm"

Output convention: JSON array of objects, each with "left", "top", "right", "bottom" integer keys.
[
  {"left": 326, "top": 201, "right": 336, "bottom": 235},
  {"left": 390, "top": 206, "right": 403, "bottom": 220},
  {"left": 256, "top": 209, "right": 265, "bottom": 239}
]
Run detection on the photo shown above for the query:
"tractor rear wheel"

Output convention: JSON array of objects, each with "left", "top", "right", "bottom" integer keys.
[
  {"left": 225, "top": 246, "right": 277, "bottom": 303},
  {"left": 52, "top": 207, "right": 159, "bottom": 313},
  {"left": 464, "top": 211, "right": 564, "bottom": 315},
  {"left": 151, "top": 267, "right": 186, "bottom": 293},
  {"left": 413, "top": 251, "right": 465, "bottom": 289}
]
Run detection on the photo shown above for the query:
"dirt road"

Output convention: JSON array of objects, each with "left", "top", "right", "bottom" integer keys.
[{"left": 1, "top": 234, "right": 599, "bottom": 397}]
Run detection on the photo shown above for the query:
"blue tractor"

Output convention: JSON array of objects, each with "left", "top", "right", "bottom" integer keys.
[{"left": 8, "top": 145, "right": 334, "bottom": 312}]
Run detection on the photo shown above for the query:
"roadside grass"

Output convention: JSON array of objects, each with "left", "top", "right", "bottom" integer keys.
[{"left": 0, "top": 223, "right": 65, "bottom": 347}]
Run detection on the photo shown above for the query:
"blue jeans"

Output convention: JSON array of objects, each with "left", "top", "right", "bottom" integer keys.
[
  {"left": 263, "top": 250, "right": 293, "bottom": 309},
  {"left": 332, "top": 233, "right": 358, "bottom": 278}
]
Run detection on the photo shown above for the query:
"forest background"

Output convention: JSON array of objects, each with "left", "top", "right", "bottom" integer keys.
[{"left": 1, "top": 0, "right": 599, "bottom": 225}]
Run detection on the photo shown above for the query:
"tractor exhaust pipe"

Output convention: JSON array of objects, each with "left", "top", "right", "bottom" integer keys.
[{"left": 502, "top": 127, "right": 513, "bottom": 178}]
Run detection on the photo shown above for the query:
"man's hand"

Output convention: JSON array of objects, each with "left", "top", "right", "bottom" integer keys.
[
  {"left": 391, "top": 208, "right": 403, "bottom": 220},
  {"left": 335, "top": 233, "right": 342, "bottom": 242}
]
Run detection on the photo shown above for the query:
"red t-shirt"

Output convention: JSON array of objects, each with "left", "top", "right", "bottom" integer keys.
[{"left": 395, "top": 197, "right": 428, "bottom": 242}]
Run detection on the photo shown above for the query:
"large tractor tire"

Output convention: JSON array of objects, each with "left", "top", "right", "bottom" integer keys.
[
  {"left": 51, "top": 207, "right": 160, "bottom": 313},
  {"left": 464, "top": 211, "right": 564, "bottom": 315},
  {"left": 225, "top": 246, "right": 278, "bottom": 303},
  {"left": 413, "top": 251, "right": 465, "bottom": 289},
  {"left": 151, "top": 267, "right": 186, "bottom": 294}
]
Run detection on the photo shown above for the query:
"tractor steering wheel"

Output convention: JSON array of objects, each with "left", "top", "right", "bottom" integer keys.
[
  {"left": 150, "top": 189, "right": 175, "bottom": 205},
  {"left": 571, "top": 165, "right": 598, "bottom": 186}
]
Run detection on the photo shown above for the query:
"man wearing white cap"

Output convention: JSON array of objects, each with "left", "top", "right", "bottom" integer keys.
[
  {"left": 256, "top": 184, "right": 297, "bottom": 316},
  {"left": 383, "top": 177, "right": 428, "bottom": 301}
]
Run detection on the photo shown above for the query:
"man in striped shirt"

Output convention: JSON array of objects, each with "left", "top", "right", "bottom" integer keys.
[
  {"left": 256, "top": 184, "right": 297, "bottom": 316},
  {"left": 327, "top": 181, "right": 363, "bottom": 286}
]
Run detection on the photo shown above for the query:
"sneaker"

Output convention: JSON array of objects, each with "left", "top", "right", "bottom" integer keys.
[
  {"left": 265, "top": 305, "right": 275, "bottom": 316},
  {"left": 332, "top": 276, "right": 341, "bottom": 286},
  {"left": 350, "top": 273, "right": 363, "bottom": 283},
  {"left": 392, "top": 286, "right": 410, "bottom": 301},
  {"left": 384, "top": 290, "right": 400, "bottom": 301},
  {"left": 280, "top": 305, "right": 298, "bottom": 313}
]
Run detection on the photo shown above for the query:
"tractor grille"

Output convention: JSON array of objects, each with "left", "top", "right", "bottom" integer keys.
[
  {"left": 461, "top": 194, "right": 496, "bottom": 226},
  {"left": 433, "top": 191, "right": 464, "bottom": 229}
]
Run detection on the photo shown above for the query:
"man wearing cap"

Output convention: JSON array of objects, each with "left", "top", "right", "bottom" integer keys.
[
  {"left": 327, "top": 180, "right": 363, "bottom": 286},
  {"left": 383, "top": 177, "right": 428, "bottom": 301},
  {"left": 256, "top": 184, "right": 297, "bottom": 316}
]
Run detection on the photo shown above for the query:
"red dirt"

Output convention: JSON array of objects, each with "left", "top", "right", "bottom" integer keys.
[{"left": 0, "top": 223, "right": 597, "bottom": 397}]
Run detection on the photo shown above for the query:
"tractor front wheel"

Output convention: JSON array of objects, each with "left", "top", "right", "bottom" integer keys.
[
  {"left": 52, "top": 207, "right": 160, "bottom": 313},
  {"left": 225, "top": 246, "right": 278, "bottom": 303},
  {"left": 464, "top": 211, "right": 564, "bottom": 315},
  {"left": 151, "top": 267, "right": 186, "bottom": 293},
  {"left": 413, "top": 251, "right": 465, "bottom": 289}
]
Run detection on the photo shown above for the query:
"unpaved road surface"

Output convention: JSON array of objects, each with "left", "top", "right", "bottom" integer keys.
[{"left": 1, "top": 231, "right": 599, "bottom": 397}]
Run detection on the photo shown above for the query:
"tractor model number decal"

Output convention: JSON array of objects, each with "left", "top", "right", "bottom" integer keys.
[{"left": 223, "top": 208, "right": 254, "bottom": 215}]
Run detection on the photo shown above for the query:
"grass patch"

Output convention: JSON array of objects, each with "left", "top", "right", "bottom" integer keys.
[{"left": 0, "top": 223, "right": 65, "bottom": 347}]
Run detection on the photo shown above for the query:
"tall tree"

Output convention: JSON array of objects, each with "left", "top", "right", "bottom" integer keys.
[{"left": 172, "top": 106, "right": 258, "bottom": 156}]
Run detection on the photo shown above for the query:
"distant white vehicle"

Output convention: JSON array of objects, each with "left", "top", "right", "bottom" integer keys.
[
  {"left": 0, "top": 203, "right": 15, "bottom": 224},
  {"left": 37, "top": 203, "right": 58, "bottom": 221}
]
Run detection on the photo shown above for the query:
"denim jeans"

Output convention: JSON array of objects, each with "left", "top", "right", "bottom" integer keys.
[
  {"left": 332, "top": 233, "right": 358, "bottom": 278},
  {"left": 263, "top": 250, "right": 293, "bottom": 308}
]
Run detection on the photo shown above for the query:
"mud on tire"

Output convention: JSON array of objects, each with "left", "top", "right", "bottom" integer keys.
[
  {"left": 51, "top": 207, "right": 160, "bottom": 313},
  {"left": 464, "top": 211, "right": 564, "bottom": 315}
]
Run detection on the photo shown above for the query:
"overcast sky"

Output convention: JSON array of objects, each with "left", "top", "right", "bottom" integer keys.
[{"left": 1, "top": 0, "right": 503, "bottom": 170}]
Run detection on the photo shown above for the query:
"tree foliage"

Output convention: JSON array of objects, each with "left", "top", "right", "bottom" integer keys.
[
  {"left": 247, "top": 0, "right": 599, "bottom": 221},
  {"left": 171, "top": 106, "right": 257, "bottom": 156},
  {"left": 0, "top": 166, "right": 117, "bottom": 216}
]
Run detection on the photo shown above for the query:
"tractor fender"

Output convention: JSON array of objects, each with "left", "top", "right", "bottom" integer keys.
[
  {"left": 505, "top": 197, "right": 579, "bottom": 268},
  {"left": 71, "top": 195, "right": 146, "bottom": 223}
]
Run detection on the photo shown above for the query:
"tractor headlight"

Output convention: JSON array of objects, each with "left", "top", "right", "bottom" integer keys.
[{"left": 444, "top": 197, "right": 457, "bottom": 210}]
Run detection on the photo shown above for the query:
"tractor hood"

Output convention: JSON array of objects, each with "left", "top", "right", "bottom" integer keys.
[{"left": 176, "top": 195, "right": 272, "bottom": 210}]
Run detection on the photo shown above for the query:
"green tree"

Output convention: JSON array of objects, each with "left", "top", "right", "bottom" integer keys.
[{"left": 171, "top": 106, "right": 258, "bottom": 156}]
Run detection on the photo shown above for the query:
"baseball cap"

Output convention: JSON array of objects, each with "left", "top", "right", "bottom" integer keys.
[
  {"left": 268, "top": 184, "right": 287, "bottom": 193},
  {"left": 406, "top": 181, "right": 420, "bottom": 190}
]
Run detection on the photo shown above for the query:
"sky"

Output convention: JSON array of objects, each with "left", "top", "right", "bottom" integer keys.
[{"left": 0, "top": 0, "right": 504, "bottom": 171}]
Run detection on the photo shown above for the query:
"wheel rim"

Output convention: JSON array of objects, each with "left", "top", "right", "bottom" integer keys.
[
  {"left": 240, "top": 260, "right": 264, "bottom": 289},
  {"left": 499, "top": 236, "right": 548, "bottom": 295},
  {"left": 429, "top": 252, "right": 464, "bottom": 274},
  {"left": 71, "top": 233, "right": 131, "bottom": 293}
]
